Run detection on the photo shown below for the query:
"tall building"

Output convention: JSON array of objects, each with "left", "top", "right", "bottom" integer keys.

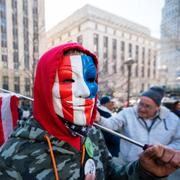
[
  {"left": 47, "top": 4, "right": 159, "bottom": 101},
  {"left": 160, "top": 0, "right": 180, "bottom": 87},
  {"left": 0, "top": 0, "right": 45, "bottom": 96}
]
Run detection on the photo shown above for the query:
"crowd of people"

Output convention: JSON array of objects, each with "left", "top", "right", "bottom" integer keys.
[
  {"left": 18, "top": 99, "right": 33, "bottom": 120},
  {"left": 97, "top": 86, "right": 180, "bottom": 180},
  {"left": 0, "top": 42, "right": 179, "bottom": 179}
]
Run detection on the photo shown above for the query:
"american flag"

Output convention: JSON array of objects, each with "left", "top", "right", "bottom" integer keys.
[{"left": 0, "top": 93, "right": 18, "bottom": 146}]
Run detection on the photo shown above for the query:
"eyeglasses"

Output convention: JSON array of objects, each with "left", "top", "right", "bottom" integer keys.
[{"left": 138, "top": 101, "right": 155, "bottom": 111}]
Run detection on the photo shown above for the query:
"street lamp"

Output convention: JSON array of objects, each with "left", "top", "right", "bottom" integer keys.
[{"left": 124, "top": 57, "right": 135, "bottom": 107}]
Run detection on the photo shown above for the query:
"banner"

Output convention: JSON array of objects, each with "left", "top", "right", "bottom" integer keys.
[{"left": 0, "top": 94, "right": 18, "bottom": 146}]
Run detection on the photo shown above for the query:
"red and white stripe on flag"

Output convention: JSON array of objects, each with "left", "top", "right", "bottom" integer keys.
[{"left": 0, "top": 94, "right": 18, "bottom": 146}]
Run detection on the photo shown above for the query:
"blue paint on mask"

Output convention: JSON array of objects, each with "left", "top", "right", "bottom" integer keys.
[{"left": 81, "top": 55, "right": 98, "bottom": 98}]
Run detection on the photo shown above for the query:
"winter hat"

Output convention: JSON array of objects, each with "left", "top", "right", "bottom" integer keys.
[
  {"left": 100, "top": 96, "right": 112, "bottom": 105},
  {"left": 141, "top": 86, "right": 165, "bottom": 106}
]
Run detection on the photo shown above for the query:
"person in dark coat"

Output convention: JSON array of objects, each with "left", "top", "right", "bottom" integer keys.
[
  {"left": 98, "top": 96, "right": 120, "bottom": 157},
  {"left": 172, "top": 100, "right": 180, "bottom": 118}
]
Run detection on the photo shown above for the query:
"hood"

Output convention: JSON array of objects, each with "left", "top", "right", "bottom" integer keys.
[
  {"left": 33, "top": 43, "right": 98, "bottom": 151},
  {"left": 98, "top": 105, "right": 113, "bottom": 115}
]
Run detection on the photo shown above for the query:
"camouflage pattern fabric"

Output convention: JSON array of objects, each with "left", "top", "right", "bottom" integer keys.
[{"left": 0, "top": 118, "right": 161, "bottom": 180}]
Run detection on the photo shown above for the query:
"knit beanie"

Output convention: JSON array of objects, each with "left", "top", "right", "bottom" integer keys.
[
  {"left": 141, "top": 86, "right": 165, "bottom": 106},
  {"left": 100, "top": 96, "right": 112, "bottom": 105}
]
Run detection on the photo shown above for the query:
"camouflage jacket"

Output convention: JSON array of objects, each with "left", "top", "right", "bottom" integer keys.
[{"left": 0, "top": 118, "right": 161, "bottom": 180}]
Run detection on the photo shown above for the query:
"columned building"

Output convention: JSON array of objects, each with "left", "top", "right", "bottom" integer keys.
[
  {"left": 47, "top": 4, "right": 159, "bottom": 101},
  {"left": 0, "top": 0, "right": 45, "bottom": 96},
  {"left": 160, "top": 0, "right": 180, "bottom": 87}
]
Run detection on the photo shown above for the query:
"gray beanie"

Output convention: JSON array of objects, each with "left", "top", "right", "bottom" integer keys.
[{"left": 141, "top": 86, "right": 165, "bottom": 106}]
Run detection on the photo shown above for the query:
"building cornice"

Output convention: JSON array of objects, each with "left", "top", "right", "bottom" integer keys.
[{"left": 47, "top": 4, "right": 151, "bottom": 38}]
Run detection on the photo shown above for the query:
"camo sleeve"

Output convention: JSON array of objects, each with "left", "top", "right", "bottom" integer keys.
[{"left": 0, "top": 156, "right": 23, "bottom": 180}]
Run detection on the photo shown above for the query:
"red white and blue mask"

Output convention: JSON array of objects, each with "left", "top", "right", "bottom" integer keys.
[{"left": 52, "top": 55, "right": 98, "bottom": 126}]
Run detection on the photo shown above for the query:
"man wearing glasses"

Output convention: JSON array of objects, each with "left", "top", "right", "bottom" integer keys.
[{"left": 97, "top": 86, "right": 180, "bottom": 167}]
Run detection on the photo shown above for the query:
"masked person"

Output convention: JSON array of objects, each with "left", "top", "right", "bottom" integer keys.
[{"left": 0, "top": 43, "right": 179, "bottom": 180}]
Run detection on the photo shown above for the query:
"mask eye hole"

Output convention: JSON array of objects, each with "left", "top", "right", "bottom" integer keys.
[
  {"left": 87, "top": 78, "right": 95, "bottom": 83},
  {"left": 63, "top": 79, "right": 75, "bottom": 83}
]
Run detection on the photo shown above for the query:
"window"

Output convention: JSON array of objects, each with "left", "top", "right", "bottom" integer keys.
[
  {"left": 2, "top": 54, "right": 8, "bottom": 68},
  {"left": 148, "top": 49, "right": 151, "bottom": 65},
  {"left": 128, "top": 43, "right": 132, "bottom": 58},
  {"left": 103, "top": 36, "right": 108, "bottom": 59},
  {"left": 0, "top": 0, "right": 7, "bottom": 48},
  {"left": 13, "top": 51, "right": 19, "bottom": 69},
  {"left": 24, "top": 53, "right": 29, "bottom": 70},
  {"left": 121, "top": 41, "right": 125, "bottom": 51},
  {"left": 11, "top": 0, "right": 17, "bottom": 9},
  {"left": 135, "top": 45, "right": 139, "bottom": 62},
  {"left": 135, "top": 64, "right": 138, "bottom": 77},
  {"left": 120, "top": 41, "right": 125, "bottom": 62},
  {"left": 14, "top": 76, "right": 20, "bottom": 93},
  {"left": 93, "top": 33, "right": 99, "bottom": 56},
  {"left": 153, "top": 54, "right": 157, "bottom": 77},
  {"left": 112, "top": 63, "right": 117, "bottom": 73},
  {"left": 1, "top": 32, "right": 7, "bottom": 47},
  {"left": 142, "top": 47, "right": 145, "bottom": 64},
  {"left": 141, "top": 83, "right": 144, "bottom": 92},
  {"left": 112, "top": 39, "right": 117, "bottom": 60},
  {"left": 25, "top": 77, "right": 30, "bottom": 96},
  {"left": 147, "top": 68, "right": 150, "bottom": 78},
  {"left": 141, "top": 66, "right": 144, "bottom": 77},
  {"left": 13, "top": 40, "right": 18, "bottom": 49},
  {"left": 2, "top": 76, "right": 9, "bottom": 90}
]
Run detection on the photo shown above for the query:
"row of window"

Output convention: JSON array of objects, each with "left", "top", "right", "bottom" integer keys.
[
  {"left": 0, "top": 0, "right": 33, "bottom": 70},
  {"left": 93, "top": 33, "right": 156, "bottom": 63},
  {"left": 0, "top": 0, "right": 7, "bottom": 48},
  {"left": 92, "top": 33, "right": 156, "bottom": 78},
  {"left": 2, "top": 76, "right": 31, "bottom": 95}
]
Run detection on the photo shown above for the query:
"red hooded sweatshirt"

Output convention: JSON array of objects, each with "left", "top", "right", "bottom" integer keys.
[{"left": 33, "top": 43, "right": 98, "bottom": 151}]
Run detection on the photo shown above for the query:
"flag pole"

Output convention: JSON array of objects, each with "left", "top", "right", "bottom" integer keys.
[
  {"left": 93, "top": 122, "right": 144, "bottom": 148},
  {"left": 0, "top": 88, "right": 33, "bottom": 101},
  {"left": 0, "top": 88, "right": 145, "bottom": 149}
]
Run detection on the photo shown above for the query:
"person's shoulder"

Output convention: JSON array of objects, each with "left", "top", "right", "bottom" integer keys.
[
  {"left": 169, "top": 111, "right": 180, "bottom": 121},
  {"left": 160, "top": 106, "right": 180, "bottom": 121}
]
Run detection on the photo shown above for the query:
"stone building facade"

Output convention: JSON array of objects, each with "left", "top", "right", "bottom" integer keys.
[
  {"left": 47, "top": 4, "right": 159, "bottom": 101},
  {"left": 0, "top": 0, "right": 45, "bottom": 96}
]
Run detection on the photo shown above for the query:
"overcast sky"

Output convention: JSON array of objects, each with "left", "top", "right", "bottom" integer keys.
[{"left": 45, "top": 0, "right": 165, "bottom": 38}]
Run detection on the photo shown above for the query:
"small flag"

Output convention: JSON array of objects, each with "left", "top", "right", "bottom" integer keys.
[{"left": 0, "top": 93, "right": 18, "bottom": 146}]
